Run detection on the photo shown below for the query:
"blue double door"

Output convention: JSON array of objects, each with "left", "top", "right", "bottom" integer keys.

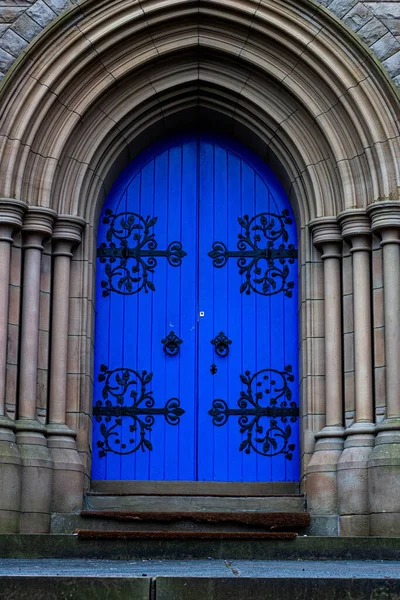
[{"left": 93, "top": 134, "right": 299, "bottom": 483}]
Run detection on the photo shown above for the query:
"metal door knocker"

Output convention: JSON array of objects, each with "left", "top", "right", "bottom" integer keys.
[
  {"left": 161, "top": 331, "right": 183, "bottom": 356},
  {"left": 211, "top": 332, "right": 232, "bottom": 357}
]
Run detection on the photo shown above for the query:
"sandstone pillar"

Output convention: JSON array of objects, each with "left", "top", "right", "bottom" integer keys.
[
  {"left": 367, "top": 202, "right": 400, "bottom": 536},
  {"left": 306, "top": 219, "right": 344, "bottom": 535},
  {"left": 16, "top": 207, "right": 57, "bottom": 533},
  {"left": 47, "top": 216, "right": 86, "bottom": 515},
  {"left": 337, "top": 210, "right": 374, "bottom": 536},
  {"left": 0, "top": 199, "right": 27, "bottom": 532}
]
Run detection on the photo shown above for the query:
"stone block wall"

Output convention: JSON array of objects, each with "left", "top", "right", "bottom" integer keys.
[
  {"left": 0, "top": 0, "right": 399, "bottom": 87},
  {"left": 0, "top": 0, "right": 77, "bottom": 78},
  {"left": 318, "top": 1, "right": 400, "bottom": 86}
]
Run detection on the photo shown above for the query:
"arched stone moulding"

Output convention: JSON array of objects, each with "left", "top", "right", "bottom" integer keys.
[
  {"left": 0, "top": 0, "right": 398, "bottom": 533},
  {"left": 0, "top": 1, "right": 399, "bottom": 88},
  {"left": 0, "top": 0, "right": 398, "bottom": 219}
]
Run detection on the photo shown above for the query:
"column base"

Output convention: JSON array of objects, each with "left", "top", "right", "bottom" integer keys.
[
  {"left": 369, "top": 419, "right": 400, "bottom": 536},
  {"left": 306, "top": 426, "right": 344, "bottom": 520},
  {"left": 47, "top": 424, "right": 84, "bottom": 514},
  {"left": 0, "top": 416, "right": 21, "bottom": 533},
  {"left": 16, "top": 419, "right": 53, "bottom": 533},
  {"left": 337, "top": 422, "right": 375, "bottom": 537}
]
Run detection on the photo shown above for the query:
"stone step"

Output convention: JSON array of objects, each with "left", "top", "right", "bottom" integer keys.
[
  {"left": 67, "top": 510, "right": 310, "bottom": 534},
  {"left": 85, "top": 493, "right": 305, "bottom": 513},
  {"left": 82, "top": 509, "right": 309, "bottom": 526},
  {"left": 52, "top": 510, "right": 310, "bottom": 533},
  {"left": 3, "top": 534, "right": 400, "bottom": 561},
  {"left": 1, "top": 558, "right": 400, "bottom": 600}
]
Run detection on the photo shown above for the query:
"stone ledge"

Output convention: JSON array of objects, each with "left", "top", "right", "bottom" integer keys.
[
  {"left": 156, "top": 577, "right": 400, "bottom": 600},
  {"left": 2, "top": 562, "right": 400, "bottom": 600},
  {"left": 0, "top": 576, "right": 150, "bottom": 600},
  {"left": 1, "top": 534, "right": 400, "bottom": 560}
]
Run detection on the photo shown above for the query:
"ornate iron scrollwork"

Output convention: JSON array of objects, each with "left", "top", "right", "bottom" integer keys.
[
  {"left": 211, "top": 331, "right": 232, "bottom": 357},
  {"left": 93, "top": 365, "right": 184, "bottom": 457},
  {"left": 97, "top": 210, "right": 186, "bottom": 296},
  {"left": 208, "top": 210, "right": 297, "bottom": 297},
  {"left": 161, "top": 331, "right": 183, "bottom": 356},
  {"left": 208, "top": 366, "right": 298, "bottom": 460}
]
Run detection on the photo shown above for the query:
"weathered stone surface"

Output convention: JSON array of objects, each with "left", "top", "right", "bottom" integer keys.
[
  {"left": 2, "top": 560, "right": 400, "bottom": 600},
  {"left": 0, "top": 440, "right": 21, "bottom": 533},
  {"left": 2, "top": 534, "right": 400, "bottom": 560},
  {"left": 0, "top": 0, "right": 399, "bottom": 87},
  {"left": 0, "top": 577, "right": 151, "bottom": 600},
  {"left": 156, "top": 577, "right": 400, "bottom": 600},
  {"left": 85, "top": 494, "right": 305, "bottom": 513}
]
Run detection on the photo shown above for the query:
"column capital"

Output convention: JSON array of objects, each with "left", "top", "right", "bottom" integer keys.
[
  {"left": 337, "top": 209, "right": 371, "bottom": 250},
  {"left": 0, "top": 198, "right": 28, "bottom": 242},
  {"left": 52, "top": 215, "right": 86, "bottom": 257},
  {"left": 309, "top": 217, "right": 342, "bottom": 258},
  {"left": 22, "top": 207, "right": 57, "bottom": 249},
  {"left": 53, "top": 215, "right": 86, "bottom": 244},
  {"left": 367, "top": 202, "right": 400, "bottom": 244}
]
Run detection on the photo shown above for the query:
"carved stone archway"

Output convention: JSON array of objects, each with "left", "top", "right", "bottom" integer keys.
[{"left": 0, "top": 0, "right": 399, "bottom": 536}]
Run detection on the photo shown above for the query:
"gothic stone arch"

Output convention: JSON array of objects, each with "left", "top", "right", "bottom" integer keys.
[{"left": 0, "top": 0, "right": 399, "bottom": 536}]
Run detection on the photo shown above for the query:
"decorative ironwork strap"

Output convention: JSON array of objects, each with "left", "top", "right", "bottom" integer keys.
[
  {"left": 97, "top": 210, "right": 186, "bottom": 296},
  {"left": 208, "top": 365, "right": 298, "bottom": 460},
  {"left": 161, "top": 331, "right": 183, "bottom": 356},
  {"left": 211, "top": 331, "right": 232, "bottom": 357},
  {"left": 208, "top": 210, "right": 297, "bottom": 297},
  {"left": 93, "top": 365, "right": 184, "bottom": 457}
]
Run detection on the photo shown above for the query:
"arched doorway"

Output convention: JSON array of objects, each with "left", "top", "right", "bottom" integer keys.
[{"left": 92, "top": 134, "right": 299, "bottom": 484}]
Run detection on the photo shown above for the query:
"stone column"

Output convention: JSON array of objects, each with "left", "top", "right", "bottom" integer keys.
[
  {"left": 367, "top": 202, "right": 400, "bottom": 536},
  {"left": 47, "top": 216, "right": 86, "bottom": 517},
  {"left": 16, "top": 207, "right": 57, "bottom": 533},
  {"left": 0, "top": 199, "right": 27, "bottom": 532},
  {"left": 306, "top": 219, "right": 344, "bottom": 536},
  {"left": 337, "top": 210, "right": 375, "bottom": 536}
]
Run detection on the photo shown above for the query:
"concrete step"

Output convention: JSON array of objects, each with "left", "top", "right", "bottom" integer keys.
[
  {"left": 1, "top": 559, "right": 400, "bottom": 600},
  {"left": 3, "top": 534, "right": 400, "bottom": 561},
  {"left": 85, "top": 493, "right": 305, "bottom": 513}
]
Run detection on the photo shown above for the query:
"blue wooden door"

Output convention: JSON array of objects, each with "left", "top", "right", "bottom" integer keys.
[{"left": 92, "top": 134, "right": 299, "bottom": 482}]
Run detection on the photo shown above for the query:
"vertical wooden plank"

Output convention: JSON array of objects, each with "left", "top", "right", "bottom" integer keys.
[
  {"left": 267, "top": 179, "right": 297, "bottom": 482},
  {"left": 178, "top": 138, "right": 198, "bottom": 480},
  {"left": 120, "top": 174, "right": 141, "bottom": 480},
  {"left": 92, "top": 209, "right": 111, "bottom": 481},
  {"left": 226, "top": 149, "right": 244, "bottom": 482},
  {"left": 197, "top": 138, "right": 216, "bottom": 482},
  {"left": 240, "top": 160, "right": 258, "bottom": 482},
  {"left": 104, "top": 189, "right": 128, "bottom": 480},
  {"left": 279, "top": 191, "right": 299, "bottom": 482},
  {"left": 163, "top": 144, "right": 183, "bottom": 481},
  {"left": 254, "top": 173, "right": 273, "bottom": 483},
  {"left": 130, "top": 161, "right": 155, "bottom": 481},
  {"left": 211, "top": 143, "right": 229, "bottom": 481},
  {"left": 149, "top": 149, "right": 169, "bottom": 481}
]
